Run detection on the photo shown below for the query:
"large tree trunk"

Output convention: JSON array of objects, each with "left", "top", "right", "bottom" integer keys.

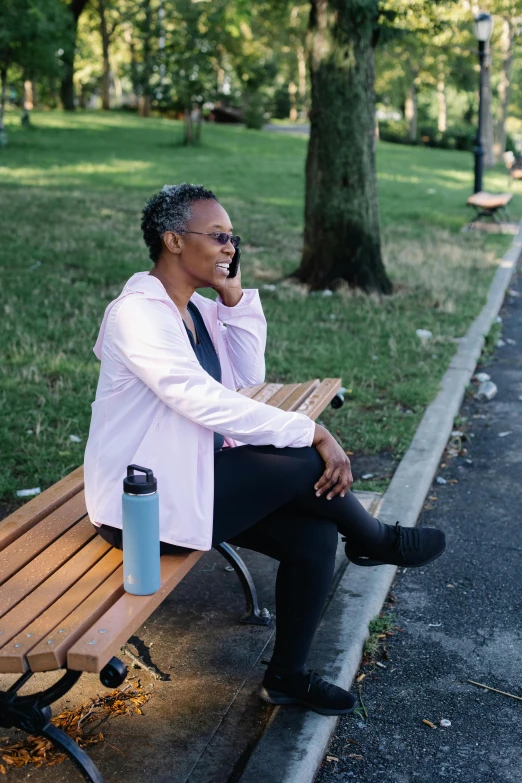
[
  {"left": 98, "top": 0, "right": 111, "bottom": 110},
  {"left": 405, "top": 82, "right": 417, "bottom": 142},
  {"left": 61, "top": 0, "right": 90, "bottom": 111},
  {"left": 295, "top": 0, "right": 390, "bottom": 293},
  {"left": 124, "top": 25, "right": 139, "bottom": 105},
  {"left": 437, "top": 64, "right": 447, "bottom": 133},
  {"left": 138, "top": 95, "right": 151, "bottom": 117},
  {"left": 184, "top": 105, "right": 202, "bottom": 145},
  {"left": 21, "top": 78, "right": 33, "bottom": 127},
  {"left": 139, "top": 0, "right": 154, "bottom": 116},
  {"left": 0, "top": 65, "right": 7, "bottom": 145},
  {"left": 113, "top": 70, "right": 123, "bottom": 106},
  {"left": 495, "top": 17, "right": 514, "bottom": 158},
  {"left": 183, "top": 108, "right": 193, "bottom": 145},
  {"left": 288, "top": 81, "right": 298, "bottom": 121},
  {"left": 297, "top": 43, "right": 307, "bottom": 116}
]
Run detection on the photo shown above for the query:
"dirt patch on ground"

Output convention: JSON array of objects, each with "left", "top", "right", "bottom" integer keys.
[
  {"left": 349, "top": 451, "right": 398, "bottom": 483},
  {"left": 0, "top": 501, "right": 19, "bottom": 523}
]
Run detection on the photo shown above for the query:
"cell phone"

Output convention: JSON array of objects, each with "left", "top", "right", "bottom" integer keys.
[{"left": 228, "top": 246, "right": 241, "bottom": 279}]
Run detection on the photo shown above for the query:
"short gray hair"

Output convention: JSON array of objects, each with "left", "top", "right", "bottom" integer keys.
[{"left": 141, "top": 183, "right": 217, "bottom": 264}]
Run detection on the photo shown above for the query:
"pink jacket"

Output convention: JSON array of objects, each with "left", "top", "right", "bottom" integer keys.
[{"left": 84, "top": 272, "right": 315, "bottom": 550}]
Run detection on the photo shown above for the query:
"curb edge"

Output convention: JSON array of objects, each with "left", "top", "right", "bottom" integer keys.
[{"left": 238, "top": 225, "right": 522, "bottom": 783}]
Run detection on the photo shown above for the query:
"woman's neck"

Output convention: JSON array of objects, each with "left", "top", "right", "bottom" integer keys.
[{"left": 149, "top": 262, "right": 195, "bottom": 313}]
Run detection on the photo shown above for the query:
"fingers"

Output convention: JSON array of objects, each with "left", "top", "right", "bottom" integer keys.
[
  {"left": 314, "top": 464, "right": 353, "bottom": 500},
  {"left": 314, "top": 471, "right": 332, "bottom": 494}
]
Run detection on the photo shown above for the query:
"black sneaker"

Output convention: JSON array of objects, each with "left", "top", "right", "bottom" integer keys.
[
  {"left": 344, "top": 522, "right": 446, "bottom": 568},
  {"left": 260, "top": 669, "right": 357, "bottom": 716}
]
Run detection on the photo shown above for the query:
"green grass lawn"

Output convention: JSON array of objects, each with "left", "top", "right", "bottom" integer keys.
[{"left": 1, "top": 110, "right": 520, "bottom": 501}]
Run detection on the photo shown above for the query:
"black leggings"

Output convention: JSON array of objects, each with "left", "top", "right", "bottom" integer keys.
[{"left": 98, "top": 445, "right": 382, "bottom": 674}]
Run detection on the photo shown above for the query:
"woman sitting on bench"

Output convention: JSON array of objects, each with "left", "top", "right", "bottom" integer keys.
[{"left": 84, "top": 183, "right": 445, "bottom": 716}]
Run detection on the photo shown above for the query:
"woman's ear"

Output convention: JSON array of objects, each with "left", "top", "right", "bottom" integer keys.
[{"left": 162, "top": 231, "right": 182, "bottom": 255}]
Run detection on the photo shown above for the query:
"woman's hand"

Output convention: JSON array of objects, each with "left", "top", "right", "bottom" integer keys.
[{"left": 312, "top": 424, "right": 353, "bottom": 500}]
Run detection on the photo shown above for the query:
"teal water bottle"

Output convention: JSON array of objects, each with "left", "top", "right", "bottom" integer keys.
[{"left": 122, "top": 465, "right": 161, "bottom": 595}]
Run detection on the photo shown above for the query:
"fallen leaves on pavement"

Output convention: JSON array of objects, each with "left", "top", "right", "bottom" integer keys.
[{"left": 0, "top": 680, "right": 153, "bottom": 770}]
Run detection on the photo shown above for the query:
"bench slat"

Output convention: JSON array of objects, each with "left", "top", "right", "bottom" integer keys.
[
  {"left": 294, "top": 378, "right": 342, "bottom": 420},
  {"left": 265, "top": 383, "right": 301, "bottom": 408},
  {"left": 0, "top": 493, "right": 87, "bottom": 587},
  {"left": 467, "top": 192, "right": 512, "bottom": 209},
  {"left": 0, "top": 547, "right": 123, "bottom": 673},
  {"left": 0, "top": 536, "right": 111, "bottom": 659},
  {"left": 27, "top": 566, "right": 126, "bottom": 672},
  {"left": 237, "top": 383, "right": 266, "bottom": 399},
  {"left": 66, "top": 551, "right": 203, "bottom": 673},
  {"left": 0, "top": 517, "right": 95, "bottom": 619},
  {"left": 0, "top": 466, "right": 84, "bottom": 552},
  {"left": 279, "top": 379, "right": 320, "bottom": 412},
  {"left": 251, "top": 383, "right": 284, "bottom": 404}
]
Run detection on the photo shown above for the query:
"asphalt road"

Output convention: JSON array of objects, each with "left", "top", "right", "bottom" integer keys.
[{"left": 315, "top": 268, "right": 522, "bottom": 783}]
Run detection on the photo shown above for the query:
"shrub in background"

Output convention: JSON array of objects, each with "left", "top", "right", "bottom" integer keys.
[{"left": 243, "top": 92, "right": 266, "bottom": 130}]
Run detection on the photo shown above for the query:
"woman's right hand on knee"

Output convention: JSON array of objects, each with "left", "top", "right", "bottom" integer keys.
[{"left": 312, "top": 425, "right": 353, "bottom": 500}]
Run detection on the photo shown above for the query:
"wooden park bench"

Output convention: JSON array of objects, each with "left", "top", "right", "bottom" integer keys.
[
  {"left": 0, "top": 378, "right": 344, "bottom": 783},
  {"left": 466, "top": 191, "right": 513, "bottom": 225}
]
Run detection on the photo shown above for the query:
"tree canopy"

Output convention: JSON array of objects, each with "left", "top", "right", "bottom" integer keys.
[{"left": 1, "top": 0, "right": 521, "bottom": 157}]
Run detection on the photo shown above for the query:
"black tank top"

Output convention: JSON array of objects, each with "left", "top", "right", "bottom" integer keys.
[{"left": 183, "top": 301, "right": 225, "bottom": 452}]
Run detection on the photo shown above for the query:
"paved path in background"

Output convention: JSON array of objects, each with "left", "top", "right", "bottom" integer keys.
[
  {"left": 263, "top": 123, "right": 309, "bottom": 135},
  {"left": 316, "top": 272, "right": 522, "bottom": 782}
]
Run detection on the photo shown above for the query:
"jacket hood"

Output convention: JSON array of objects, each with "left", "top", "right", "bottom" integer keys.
[{"left": 93, "top": 271, "right": 216, "bottom": 360}]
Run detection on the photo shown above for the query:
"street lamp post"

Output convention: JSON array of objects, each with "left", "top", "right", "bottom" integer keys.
[{"left": 473, "top": 12, "right": 494, "bottom": 194}]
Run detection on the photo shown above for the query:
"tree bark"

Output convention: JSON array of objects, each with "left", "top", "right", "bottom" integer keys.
[
  {"left": 61, "top": 0, "right": 90, "bottom": 111},
  {"left": 138, "top": 95, "right": 151, "bottom": 117},
  {"left": 405, "top": 83, "right": 417, "bottom": 142},
  {"left": 297, "top": 43, "right": 307, "bottom": 115},
  {"left": 113, "top": 70, "right": 123, "bottom": 106},
  {"left": 0, "top": 65, "right": 8, "bottom": 143},
  {"left": 192, "top": 105, "right": 202, "bottom": 145},
  {"left": 184, "top": 108, "right": 193, "bottom": 145},
  {"left": 31, "top": 80, "right": 39, "bottom": 109},
  {"left": 289, "top": 81, "right": 298, "bottom": 121},
  {"left": 217, "top": 65, "right": 225, "bottom": 92},
  {"left": 139, "top": 0, "right": 154, "bottom": 114},
  {"left": 124, "top": 25, "right": 139, "bottom": 105},
  {"left": 495, "top": 17, "right": 514, "bottom": 158},
  {"left": 21, "top": 78, "right": 33, "bottom": 126},
  {"left": 98, "top": 0, "right": 112, "bottom": 110},
  {"left": 295, "top": 0, "right": 390, "bottom": 293},
  {"left": 437, "top": 65, "right": 447, "bottom": 133}
]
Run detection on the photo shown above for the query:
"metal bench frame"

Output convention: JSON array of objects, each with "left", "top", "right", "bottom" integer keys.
[
  {"left": 0, "top": 540, "right": 270, "bottom": 783},
  {"left": 0, "top": 382, "right": 345, "bottom": 782},
  {"left": 466, "top": 193, "right": 512, "bottom": 226}
]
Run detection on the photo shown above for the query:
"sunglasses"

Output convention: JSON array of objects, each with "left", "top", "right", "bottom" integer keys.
[{"left": 183, "top": 231, "right": 241, "bottom": 248}]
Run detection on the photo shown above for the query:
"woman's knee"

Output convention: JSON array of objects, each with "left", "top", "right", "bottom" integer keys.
[{"left": 285, "top": 517, "right": 339, "bottom": 564}]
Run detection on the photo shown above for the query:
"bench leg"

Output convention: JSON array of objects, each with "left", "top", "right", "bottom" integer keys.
[
  {"left": 467, "top": 207, "right": 497, "bottom": 228},
  {"left": 0, "top": 668, "right": 107, "bottom": 783},
  {"left": 215, "top": 542, "right": 273, "bottom": 626},
  {"left": 41, "top": 723, "right": 105, "bottom": 783}
]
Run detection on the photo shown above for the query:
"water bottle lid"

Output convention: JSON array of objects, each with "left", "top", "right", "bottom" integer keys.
[{"left": 123, "top": 464, "right": 157, "bottom": 495}]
